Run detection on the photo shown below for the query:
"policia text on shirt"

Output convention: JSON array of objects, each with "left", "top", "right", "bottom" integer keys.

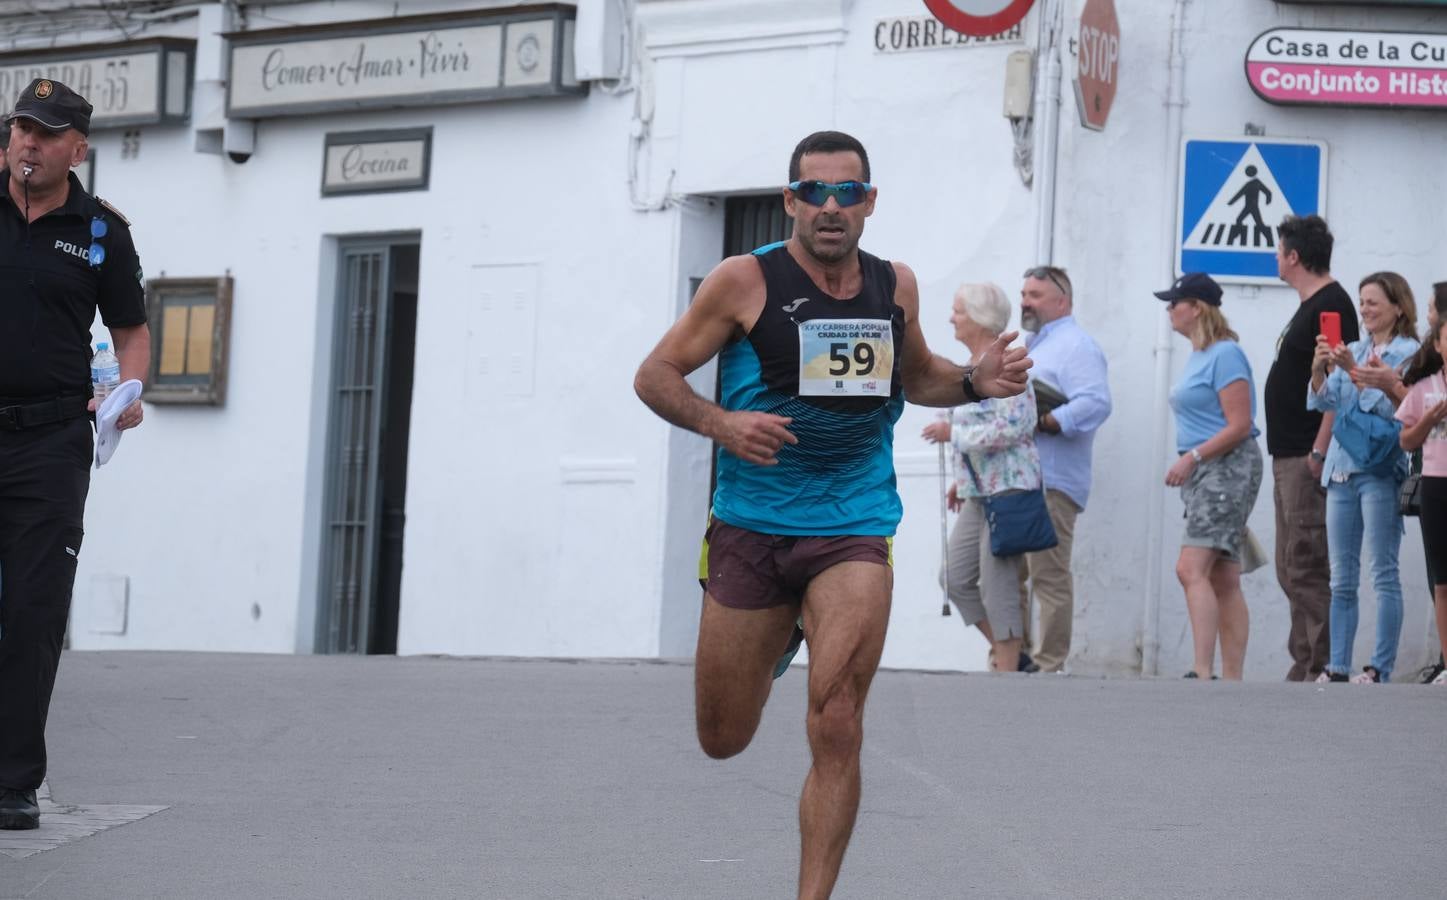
[{"left": 0, "top": 77, "right": 151, "bottom": 831}]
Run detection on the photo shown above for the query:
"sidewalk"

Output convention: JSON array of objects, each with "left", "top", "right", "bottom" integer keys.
[{"left": 1, "top": 652, "right": 1443, "bottom": 899}]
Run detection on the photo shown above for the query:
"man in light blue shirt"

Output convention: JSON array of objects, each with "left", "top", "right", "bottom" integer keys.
[{"left": 1016, "top": 266, "right": 1113, "bottom": 672}]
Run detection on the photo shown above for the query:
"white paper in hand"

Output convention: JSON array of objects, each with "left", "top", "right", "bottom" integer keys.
[{"left": 95, "top": 379, "right": 143, "bottom": 469}]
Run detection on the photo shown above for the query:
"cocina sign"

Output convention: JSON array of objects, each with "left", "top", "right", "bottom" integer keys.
[{"left": 922, "top": 0, "right": 1035, "bottom": 38}]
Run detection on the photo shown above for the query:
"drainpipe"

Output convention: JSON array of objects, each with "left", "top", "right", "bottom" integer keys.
[
  {"left": 1141, "top": 0, "right": 1191, "bottom": 676},
  {"left": 1032, "top": 0, "right": 1064, "bottom": 263}
]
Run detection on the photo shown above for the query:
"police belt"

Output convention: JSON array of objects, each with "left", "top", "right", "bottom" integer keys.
[{"left": 0, "top": 395, "right": 90, "bottom": 431}]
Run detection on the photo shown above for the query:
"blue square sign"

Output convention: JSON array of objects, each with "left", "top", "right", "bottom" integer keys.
[{"left": 1176, "top": 137, "right": 1328, "bottom": 285}]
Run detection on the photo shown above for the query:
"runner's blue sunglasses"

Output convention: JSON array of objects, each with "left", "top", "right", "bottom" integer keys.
[{"left": 788, "top": 180, "right": 873, "bottom": 208}]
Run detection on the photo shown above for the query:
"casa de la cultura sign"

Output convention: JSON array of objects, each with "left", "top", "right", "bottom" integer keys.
[
  {"left": 226, "top": 5, "right": 584, "bottom": 120},
  {"left": 1247, "top": 28, "right": 1447, "bottom": 111},
  {"left": 0, "top": 38, "right": 194, "bottom": 129}
]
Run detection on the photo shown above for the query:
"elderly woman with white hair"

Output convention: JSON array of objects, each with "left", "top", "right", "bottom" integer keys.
[{"left": 923, "top": 282, "right": 1042, "bottom": 671}]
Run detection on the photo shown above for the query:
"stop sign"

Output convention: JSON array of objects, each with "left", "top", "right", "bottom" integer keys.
[
  {"left": 1074, "top": 0, "right": 1120, "bottom": 130},
  {"left": 922, "top": 0, "right": 1036, "bottom": 38}
]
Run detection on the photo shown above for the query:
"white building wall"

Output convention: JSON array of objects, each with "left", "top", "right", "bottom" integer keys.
[{"left": 31, "top": 0, "right": 1440, "bottom": 677}]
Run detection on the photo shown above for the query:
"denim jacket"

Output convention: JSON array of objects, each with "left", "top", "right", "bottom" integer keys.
[{"left": 1306, "top": 334, "right": 1420, "bottom": 486}]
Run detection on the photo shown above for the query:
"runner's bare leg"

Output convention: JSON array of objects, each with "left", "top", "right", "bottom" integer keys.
[
  {"left": 694, "top": 594, "right": 798, "bottom": 758},
  {"left": 797, "top": 560, "right": 892, "bottom": 900}
]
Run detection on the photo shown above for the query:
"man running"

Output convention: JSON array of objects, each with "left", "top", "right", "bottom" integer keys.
[{"left": 633, "top": 130, "right": 1031, "bottom": 899}]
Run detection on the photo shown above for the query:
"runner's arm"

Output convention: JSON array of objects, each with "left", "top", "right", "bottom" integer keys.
[
  {"left": 894, "top": 262, "right": 1031, "bottom": 406},
  {"left": 634, "top": 257, "right": 797, "bottom": 465}
]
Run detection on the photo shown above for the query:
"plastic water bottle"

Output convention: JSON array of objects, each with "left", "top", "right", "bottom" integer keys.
[{"left": 91, "top": 342, "right": 120, "bottom": 405}]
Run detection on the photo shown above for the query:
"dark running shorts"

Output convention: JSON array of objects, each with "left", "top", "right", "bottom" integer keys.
[{"left": 697, "top": 518, "right": 892, "bottom": 610}]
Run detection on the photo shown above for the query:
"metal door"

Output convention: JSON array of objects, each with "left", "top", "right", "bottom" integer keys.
[{"left": 317, "top": 241, "right": 395, "bottom": 653}]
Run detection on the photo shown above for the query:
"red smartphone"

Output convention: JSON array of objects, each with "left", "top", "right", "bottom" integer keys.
[{"left": 1320, "top": 311, "right": 1342, "bottom": 348}]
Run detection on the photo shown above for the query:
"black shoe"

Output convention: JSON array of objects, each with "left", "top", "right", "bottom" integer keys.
[
  {"left": 0, "top": 788, "right": 39, "bottom": 830},
  {"left": 1018, "top": 652, "right": 1040, "bottom": 674},
  {"left": 1420, "top": 662, "right": 1445, "bottom": 685}
]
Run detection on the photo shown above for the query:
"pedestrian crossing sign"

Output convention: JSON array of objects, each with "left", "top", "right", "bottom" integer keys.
[{"left": 1176, "top": 137, "right": 1328, "bottom": 285}]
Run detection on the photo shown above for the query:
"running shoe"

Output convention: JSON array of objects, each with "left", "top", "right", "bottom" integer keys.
[
  {"left": 1432, "top": 669, "right": 1447, "bottom": 685},
  {"left": 1419, "top": 661, "right": 1445, "bottom": 684},
  {"left": 1314, "top": 671, "right": 1349, "bottom": 683},
  {"left": 1350, "top": 666, "right": 1381, "bottom": 684},
  {"left": 773, "top": 619, "right": 804, "bottom": 679}
]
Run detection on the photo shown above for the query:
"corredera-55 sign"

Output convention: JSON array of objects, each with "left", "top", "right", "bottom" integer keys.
[{"left": 922, "top": 1, "right": 1035, "bottom": 38}]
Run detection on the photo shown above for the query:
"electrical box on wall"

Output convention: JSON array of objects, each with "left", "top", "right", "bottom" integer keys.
[
  {"left": 574, "top": 0, "right": 626, "bottom": 81},
  {"left": 1003, "top": 49, "right": 1034, "bottom": 119}
]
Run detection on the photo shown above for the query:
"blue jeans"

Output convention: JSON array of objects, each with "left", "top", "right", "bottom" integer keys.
[{"left": 1325, "top": 473, "right": 1406, "bottom": 680}]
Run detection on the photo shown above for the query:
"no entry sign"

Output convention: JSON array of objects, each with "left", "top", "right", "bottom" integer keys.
[{"left": 922, "top": 0, "right": 1035, "bottom": 38}]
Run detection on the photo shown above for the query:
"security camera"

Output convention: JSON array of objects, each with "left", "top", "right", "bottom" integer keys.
[{"left": 223, "top": 120, "right": 255, "bottom": 165}]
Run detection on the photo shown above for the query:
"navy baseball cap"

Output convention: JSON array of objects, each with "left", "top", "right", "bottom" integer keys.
[
  {"left": 6, "top": 78, "right": 92, "bottom": 136},
  {"left": 1154, "top": 272, "right": 1222, "bottom": 306}
]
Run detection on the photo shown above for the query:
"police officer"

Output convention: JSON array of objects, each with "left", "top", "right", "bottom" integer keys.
[{"left": 0, "top": 78, "right": 149, "bottom": 830}]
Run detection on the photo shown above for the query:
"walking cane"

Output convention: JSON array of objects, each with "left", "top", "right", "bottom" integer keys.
[{"left": 938, "top": 441, "right": 951, "bottom": 617}]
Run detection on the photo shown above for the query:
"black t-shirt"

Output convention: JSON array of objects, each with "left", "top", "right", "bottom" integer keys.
[
  {"left": 0, "top": 169, "right": 146, "bottom": 398},
  {"left": 1263, "top": 280, "right": 1359, "bottom": 457}
]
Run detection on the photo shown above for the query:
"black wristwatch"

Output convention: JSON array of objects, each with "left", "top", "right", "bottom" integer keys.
[
  {"left": 961, "top": 366, "right": 983, "bottom": 403},
  {"left": 1309, "top": 448, "right": 1326, "bottom": 462}
]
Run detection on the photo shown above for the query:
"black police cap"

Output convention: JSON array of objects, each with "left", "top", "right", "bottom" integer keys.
[{"left": 5, "top": 78, "right": 93, "bottom": 136}]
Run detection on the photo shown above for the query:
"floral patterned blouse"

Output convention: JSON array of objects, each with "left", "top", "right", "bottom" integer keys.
[{"left": 948, "top": 383, "right": 1043, "bottom": 499}]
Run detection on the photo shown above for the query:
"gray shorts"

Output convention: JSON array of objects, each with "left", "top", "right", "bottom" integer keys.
[{"left": 1181, "top": 439, "right": 1264, "bottom": 562}]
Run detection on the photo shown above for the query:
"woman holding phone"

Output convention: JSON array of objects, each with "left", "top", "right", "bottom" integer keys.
[{"left": 1308, "top": 271, "right": 1420, "bottom": 683}]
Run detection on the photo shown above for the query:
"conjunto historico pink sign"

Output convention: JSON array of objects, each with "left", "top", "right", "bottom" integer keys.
[{"left": 1247, "top": 28, "right": 1447, "bottom": 110}]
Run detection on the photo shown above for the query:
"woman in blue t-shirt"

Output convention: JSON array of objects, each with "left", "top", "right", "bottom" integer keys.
[{"left": 1156, "top": 273, "right": 1264, "bottom": 680}]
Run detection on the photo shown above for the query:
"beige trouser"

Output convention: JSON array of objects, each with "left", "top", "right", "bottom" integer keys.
[
  {"left": 1271, "top": 455, "right": 1331, "bottom": 681},
  {"left": 1017, "top": 489, "right": 1081, "bottom": 672}
]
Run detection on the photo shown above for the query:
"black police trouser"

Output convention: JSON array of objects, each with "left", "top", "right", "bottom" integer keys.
[{"left": 0, "top": 417, "right": 90, "bottom": 792}]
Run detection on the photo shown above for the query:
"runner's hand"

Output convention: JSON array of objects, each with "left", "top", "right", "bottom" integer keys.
[
  {"left": 972, "top": 331, "right": 1032, "bottom": 399},
  {"left": 714, "top": 411, "right": 796, "bottom": 466}
]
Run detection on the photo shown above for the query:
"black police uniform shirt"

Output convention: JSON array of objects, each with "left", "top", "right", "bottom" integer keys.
[
  {"left": 0, "top": 168, "right": 146, "bottom": 399},
  {"left": 1263, "top": 280, "right": 1359, "bottom": 458}
]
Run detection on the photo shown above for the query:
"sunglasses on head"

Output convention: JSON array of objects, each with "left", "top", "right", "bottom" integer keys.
[
  {"left": 1023, "top": 266, "right": 1068, "bottom": 296},
  {"left": 788, "top": 180, "right": 872, "bottom": 208}
]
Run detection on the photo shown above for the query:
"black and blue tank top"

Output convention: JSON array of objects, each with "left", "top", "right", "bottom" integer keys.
[{"left": 712, "top": 242, "right": 906, "bottom": 536}]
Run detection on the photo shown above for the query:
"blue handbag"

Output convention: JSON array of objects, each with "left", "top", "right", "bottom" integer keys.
[
  {"left": 1331, "top": 399, "right": 1402, "bottom": 475},
  {"left": 960, "top": 455, "right": 1058, "bottom": 558}
]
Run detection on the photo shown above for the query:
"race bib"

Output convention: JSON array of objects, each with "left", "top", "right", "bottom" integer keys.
[{"left": 798, "top": 318, "right": 893, "bottom": 397}]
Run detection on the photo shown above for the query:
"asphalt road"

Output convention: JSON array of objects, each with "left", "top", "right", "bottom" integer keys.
[{"left": 1, "top": 652, "right": 1443, "bottom": 899}]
